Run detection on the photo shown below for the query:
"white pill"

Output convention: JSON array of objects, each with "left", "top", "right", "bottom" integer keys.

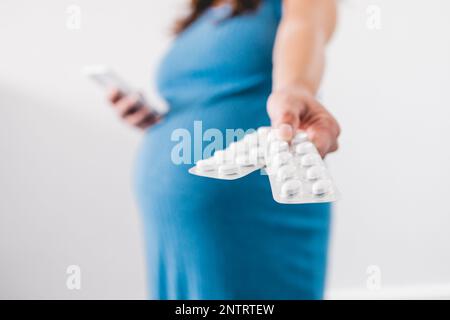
[
  {"left": 277, "top": 164, "right": 296, "bottom": 182},
  {"left": 213, "top": 150, "right": 227, "bottom": 164},
  {"left": 225, "top": 143, "right": 238, "bottom": 161},
  {"left": 257, "top": 126, "right": 271, "bottom": 137},
  {"left": 295, "top": 141, "right": 315, "bottom": 155},
  {"left": 196, "top": 159, "right": 215, "bottom": 172},
  {"left": 300, "top": 153, "right": 321, "bottom": 167},
  {"left": 228, "top": 142, "right": 238, "bottom": 153},
  {"left": 258, "top": 137, "right": 267, "bottom": 148},
  {"left": 280, "top": 180, "right": 302, "bottom": 198},
  {"left": 269, "top": 140, "right": 289, "bottom": 155},
  {"left": 312, "top": 179, "right": 332, "bottom": 195},
  {"left": 249, "top": 147, "right": 265, "bottom": 165},
  {"left": 292, "top": 131, "right": 309, "bottom": 145},
  {"left": 249, "top": 146, "right": 264, "bottom": 158},
  {"left": 257, "top": 127, "right": 271, "bottom": 145},
  {"left": 306, "top": 165, "right": 326, "bottom": 180},
  {"left": 271, "top": 151, "right": 293, "bottom": 170},
  {"left": 236, "top": 142, "right": 249, "bottom": 155},
  {"left": 244, "top": 133, "right": 258, "bottom": 148},
  {"left": 235, "top": 154, "right": 255, "bottom": 167},
  {"left": 218, "top": 163, "right": 239, "bottom": 176},
  {"left": 266, "top": 130, "right": 280, "bottom": 145},
  {"left": 229, "top": 141, "right": 248, "bottom": 155}
]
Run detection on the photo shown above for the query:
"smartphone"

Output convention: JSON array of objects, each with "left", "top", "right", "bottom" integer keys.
[{"left": 82, "top": 65, "right": 168, "bottom": 116}]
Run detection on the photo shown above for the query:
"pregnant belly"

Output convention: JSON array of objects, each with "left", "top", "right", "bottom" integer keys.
[
  {"left": 132, "top": 97, "right": 331, "bottom": 212},
  {"left": 133, "top": 98, "right": 331, "bottom": 300},
  {"left": 133, "top": 119, "right": 274, "bottom": 250},
  {"left": 135, "top": 93, "right": 270, "bottom": 187}
]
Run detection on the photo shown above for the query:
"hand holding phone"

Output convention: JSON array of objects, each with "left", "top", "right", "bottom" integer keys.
[{"left": 83, "top": 65, "right": 168, "bottom": 129}]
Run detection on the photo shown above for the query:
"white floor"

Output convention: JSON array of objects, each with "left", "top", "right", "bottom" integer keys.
[{"left": 327, "top": 283, "right": 450, "bottom": 300}]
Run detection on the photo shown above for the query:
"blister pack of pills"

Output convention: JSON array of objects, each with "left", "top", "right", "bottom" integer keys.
[
  {"left": 188, "top": 128, "right": 268, "bottom": 180},
  {"left": 264, "top": 131, "right": 339, "bottom": 204},
  {"left": 189, "top": 127, "right": 339, "bottom": 204}
]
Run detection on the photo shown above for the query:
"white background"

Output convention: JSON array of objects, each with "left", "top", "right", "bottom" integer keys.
[{"left": 0, "top": 0, "right": 449, "bottom": 299}]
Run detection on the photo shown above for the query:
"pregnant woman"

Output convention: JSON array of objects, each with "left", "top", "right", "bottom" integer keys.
[{"left": 108, "top": 0, "right": 340, "bottom": 299}]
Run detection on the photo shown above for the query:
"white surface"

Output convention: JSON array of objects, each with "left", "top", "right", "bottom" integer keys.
[
  {"left": 0, "top": 0, "right": 449, "bottom": 299},
  {"left": 327, "top": 283, "right": 450, "bottom": 300}
]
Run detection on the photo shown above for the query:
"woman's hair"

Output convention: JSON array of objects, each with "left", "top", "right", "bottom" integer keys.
[{"left": 174, "top": 0, "right": 261, "bottom": 34}]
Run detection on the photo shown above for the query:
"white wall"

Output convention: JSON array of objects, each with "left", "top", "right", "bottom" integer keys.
[{"left": 0, "top": 0, "right": 449, "bottom": 299}]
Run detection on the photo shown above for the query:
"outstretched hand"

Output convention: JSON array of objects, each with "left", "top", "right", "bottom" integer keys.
[{"left": 267, "top": 87, "right": 340, "bottom": 157}]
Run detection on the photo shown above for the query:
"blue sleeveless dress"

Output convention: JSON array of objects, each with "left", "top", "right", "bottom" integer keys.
[{"left": 134, "top": 0, "right": 331, "bottom": 299}]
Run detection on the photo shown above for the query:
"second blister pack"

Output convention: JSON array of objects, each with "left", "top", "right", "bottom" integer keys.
[
  {"left": 188, "top": 128, "right": 270, "bottom": 180},
  {"left": 264, "top": 130, "right": 339, "bottom": 204}
]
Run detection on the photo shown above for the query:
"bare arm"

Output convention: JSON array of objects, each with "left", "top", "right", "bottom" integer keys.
[
  {"left": 273, "top": 0, "right": 336, "bottom": 92},
  {"left": 268, "top": 0, "right": 340, "bottom": 157}
]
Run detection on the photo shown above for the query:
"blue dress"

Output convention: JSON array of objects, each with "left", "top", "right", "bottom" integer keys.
[{"left": 134, "top": 0, "right": 331, "bottom": 299}]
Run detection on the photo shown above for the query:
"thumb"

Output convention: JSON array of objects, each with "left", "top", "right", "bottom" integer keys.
[
  {"left": 267, "top": 95, "right": 301, "bottom": 141},
  {"left": 276, "top": 123, "right": 295, "bottom": 141}
]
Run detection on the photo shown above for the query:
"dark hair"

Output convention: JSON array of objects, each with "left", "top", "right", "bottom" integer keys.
[{"left": 174, "top": 0, "right": 261, "bottom": 34}]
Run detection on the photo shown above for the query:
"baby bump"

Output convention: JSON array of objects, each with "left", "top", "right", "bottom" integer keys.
[{"left": 133, "top": 110, "right": 331, "bottom": 298}]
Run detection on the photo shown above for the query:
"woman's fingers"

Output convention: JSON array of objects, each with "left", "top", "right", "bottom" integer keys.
[
  {"left": 306, "top": 126, "right": 333, "bottom": 158},
  {"left": 124, "top": 107, "right": 152, "bottom": 126},
  {"left": 107, "top": 88, "right": 123, "bottom": 104},
  {"left": 115, "top": 94, "right": 142, "bottom": 117},
  {"left": 305, "top": 112, "right": 341, "bottom": 157},
  {"left": 107, "top": 88, "right": 141, "bottom": 117},
  {"left": 136, "top": 114, "right": 160, "bottom": 130},
  {"left": 267, "top": 88, "right": 340, "bottom": 157},
  {"left": 106, "top": 88, "right": 160, "bottom": 130}
]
